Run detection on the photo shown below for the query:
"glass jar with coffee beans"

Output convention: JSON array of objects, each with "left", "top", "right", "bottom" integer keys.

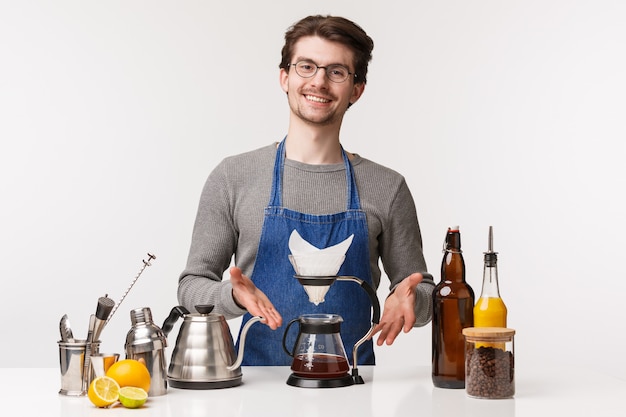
[{"left": 462, "top": 327, "right": 515, "bottom": 399}]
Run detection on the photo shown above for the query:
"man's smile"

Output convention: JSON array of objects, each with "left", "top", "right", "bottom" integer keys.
[{"left": 304, "top": 94, "right": 331, "bottom": 103}]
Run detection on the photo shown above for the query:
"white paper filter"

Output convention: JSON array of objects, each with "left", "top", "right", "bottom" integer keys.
[{"left": 288, "top": 230, "right": 353, "bottom": 304}]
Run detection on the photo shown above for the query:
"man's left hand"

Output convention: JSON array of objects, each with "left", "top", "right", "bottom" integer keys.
[{"left": 371, "top": 273, "right": 424, "bottom": 346}]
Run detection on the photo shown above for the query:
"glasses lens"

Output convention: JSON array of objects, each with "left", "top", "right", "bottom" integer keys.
[
  {"left": 295, "top": 61, "right": 316, "bottom": 77},
  {"left": 326, "top": 65, "right": 349, "bottom": 82}
]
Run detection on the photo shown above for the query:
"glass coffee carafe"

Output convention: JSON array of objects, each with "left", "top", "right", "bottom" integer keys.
[{"left": 282, "top": 314, "right": 353, "bottom": 388}]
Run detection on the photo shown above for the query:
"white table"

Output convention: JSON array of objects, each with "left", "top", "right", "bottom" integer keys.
[{"left": 0, "top": 365, "right": 623, "bottom": 416}]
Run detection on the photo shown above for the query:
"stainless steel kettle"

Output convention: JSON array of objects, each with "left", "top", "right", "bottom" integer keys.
[{"left": 161, "top": 305, "right": 262, "bottom": 389}]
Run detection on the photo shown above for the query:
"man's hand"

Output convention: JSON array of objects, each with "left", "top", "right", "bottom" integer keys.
[
  {"left": 371, "top": 273, "right": 423, "bottom": 346},
  {"left": 229, "top": 266, "right": 283, "bottom": 330}
]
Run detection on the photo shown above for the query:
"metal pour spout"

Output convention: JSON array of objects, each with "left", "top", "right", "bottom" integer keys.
[{"left": 484, "top": 226, "right": 498, "bottom": 267}]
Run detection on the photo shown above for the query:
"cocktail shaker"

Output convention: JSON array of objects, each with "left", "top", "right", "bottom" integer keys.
[{"left": 125, "top": 307, "right": 168, "bottom": 396}]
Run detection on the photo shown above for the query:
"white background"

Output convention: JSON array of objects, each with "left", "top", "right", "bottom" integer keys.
[{"left": 1, "top": 0, "right": 624, "bottom": 380}]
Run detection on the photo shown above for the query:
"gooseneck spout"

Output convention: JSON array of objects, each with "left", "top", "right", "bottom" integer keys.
[{"left": 227, "top": 316, "right": 264, "bottom": 371}]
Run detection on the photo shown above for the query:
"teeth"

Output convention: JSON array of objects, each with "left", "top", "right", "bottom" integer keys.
[{"left": 305, "top": 95, "right": 330, "bottom": 103}]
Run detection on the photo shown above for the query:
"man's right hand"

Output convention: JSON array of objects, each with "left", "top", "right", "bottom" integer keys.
[{"left": 229, "top": 266, "right": 283, "bottom": 330}]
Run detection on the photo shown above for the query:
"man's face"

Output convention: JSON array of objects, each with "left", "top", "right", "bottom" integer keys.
[{"left": 280, "top": 36, "right": 365, "bottom": 127}]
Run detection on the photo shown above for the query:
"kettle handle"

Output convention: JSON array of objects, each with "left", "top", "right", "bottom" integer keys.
[
  {"left": 281, "top": 318, "right": 301, "bottom": 358},
  {"left": 161, "top": 306, "right": 190, "bottom": 337}
]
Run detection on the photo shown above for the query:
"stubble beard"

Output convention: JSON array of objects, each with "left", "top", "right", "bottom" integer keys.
[{"left": 289, "top": 92, "right": 346, "bottom": 127}]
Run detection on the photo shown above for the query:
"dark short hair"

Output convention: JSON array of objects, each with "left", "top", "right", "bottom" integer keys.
[{"left": 279, "top": 15, "right": 374, "bottom": 84}]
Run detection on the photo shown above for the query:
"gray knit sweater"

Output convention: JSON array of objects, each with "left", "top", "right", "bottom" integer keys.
[{"left": 178, "top": 143, "right": 434, "bottom": 326}]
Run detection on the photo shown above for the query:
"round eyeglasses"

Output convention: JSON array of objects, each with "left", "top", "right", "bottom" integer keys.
[{"left": 288, "top": 60, "right": 355, "bottom": 83}]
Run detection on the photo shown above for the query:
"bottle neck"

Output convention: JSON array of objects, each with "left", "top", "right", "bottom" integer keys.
[
  {"left": 479, "top": 253, "right": 501, "bottom": 297},
  {"left": 441, "top": 230, "right": 466, "bottom": 282}
]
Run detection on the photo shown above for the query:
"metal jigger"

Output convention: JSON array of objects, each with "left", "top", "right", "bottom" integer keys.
[{"left": 293, "top": 275, "right": 381, "bottom": 385}]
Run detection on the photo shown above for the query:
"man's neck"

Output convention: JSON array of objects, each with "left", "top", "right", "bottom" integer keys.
[{"left": 284, "top": 122, "right": 345, "bottom": 164}]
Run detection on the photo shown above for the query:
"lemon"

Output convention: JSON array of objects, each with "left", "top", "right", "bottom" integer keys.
[
  {"left": 88, "top": 376, "right": 120, "bottom": 408},
  {"left": 118, "top": 386, "right": 148, "bottom": 409}
]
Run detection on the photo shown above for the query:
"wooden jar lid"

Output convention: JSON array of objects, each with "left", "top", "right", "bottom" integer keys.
[{"left": 462, "top": 327, "right": 516, "bottom": 340}]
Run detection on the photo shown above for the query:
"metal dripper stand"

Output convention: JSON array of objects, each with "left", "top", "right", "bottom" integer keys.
[{"left": 293, "top": 275, "right": 381, "bottom": 385}]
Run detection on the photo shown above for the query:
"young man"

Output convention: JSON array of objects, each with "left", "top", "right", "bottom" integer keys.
[{"left": 178, "top": 15, "right": 434, "bottom": 365}]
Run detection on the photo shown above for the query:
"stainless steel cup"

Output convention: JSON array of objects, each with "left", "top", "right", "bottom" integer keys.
[
  {"left": 58, "top": 340, "right": 100, "bottom": 396},
  {"left": 90, "top": 353, "right": 120, "bottom": 378}
]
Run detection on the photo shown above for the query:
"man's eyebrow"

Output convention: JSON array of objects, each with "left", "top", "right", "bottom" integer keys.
[{"left": 294, "top": 57, "right": 349, "bottom": 67}]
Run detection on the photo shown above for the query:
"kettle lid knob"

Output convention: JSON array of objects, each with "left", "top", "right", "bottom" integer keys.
[{"left": 195, "top": 305, "right": 215, "bottom": 315}]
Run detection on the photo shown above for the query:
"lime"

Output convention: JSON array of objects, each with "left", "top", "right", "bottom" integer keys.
[{"left": 118, "top": 386, "right": 148, "bottom": 409}]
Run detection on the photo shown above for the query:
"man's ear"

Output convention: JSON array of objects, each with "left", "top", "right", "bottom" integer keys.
[
  {"left": 350, "top": 82, "right": 366, "bottom": 106},
  {"left": 279, "top": 68, "right": 289, "bottom": 93}
]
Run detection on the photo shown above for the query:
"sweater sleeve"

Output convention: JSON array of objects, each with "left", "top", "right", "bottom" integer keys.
[
  {"left": 177, "top": 161, "right": 247, "bottom": 318},
  {"left": 379, "top": 178, "right": 435, "bottom": 327}
]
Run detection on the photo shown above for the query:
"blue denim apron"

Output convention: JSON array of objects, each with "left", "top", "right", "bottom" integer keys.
[{"left": 236, "top": 139, "right": 375, "bottom": 366}]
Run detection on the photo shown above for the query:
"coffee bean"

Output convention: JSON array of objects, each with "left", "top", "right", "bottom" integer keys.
[{"left": 465, "top": 346, "right": 514, "bottom": 399}]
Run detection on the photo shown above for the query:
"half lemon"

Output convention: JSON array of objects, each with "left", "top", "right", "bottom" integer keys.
[{"left": 88, "top": 376, "right": 120, "bottom": 408}]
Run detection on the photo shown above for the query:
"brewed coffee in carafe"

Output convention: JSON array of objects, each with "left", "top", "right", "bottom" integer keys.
[{"left": 282, "top": 314, "right": 353, "bottom": 387}]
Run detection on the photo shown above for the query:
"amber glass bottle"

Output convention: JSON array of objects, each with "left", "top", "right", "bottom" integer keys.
[{"left": 432, "top": 226, "right": 475, "bottom": 388}]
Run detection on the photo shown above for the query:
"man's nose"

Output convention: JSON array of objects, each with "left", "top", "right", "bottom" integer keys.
[{"left": 311, "top": 67, "right": 330, "bottom": 85}]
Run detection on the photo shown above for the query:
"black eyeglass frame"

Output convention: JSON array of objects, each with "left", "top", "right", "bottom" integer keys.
[{"left": 287, "top": 60, "right": 357, "bottom": 83}]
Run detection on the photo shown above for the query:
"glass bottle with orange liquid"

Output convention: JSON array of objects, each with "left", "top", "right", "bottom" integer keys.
[{"left": 474, "top": 226, "right": 507, "bottom": 328}]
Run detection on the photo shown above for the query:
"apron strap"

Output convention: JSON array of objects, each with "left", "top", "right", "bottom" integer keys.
[
  {"left": 268, "top": 138, "right": 287, "bottom": 207},
  {"left": 342, "top": 148, "right": 361, "bottom": 211}
]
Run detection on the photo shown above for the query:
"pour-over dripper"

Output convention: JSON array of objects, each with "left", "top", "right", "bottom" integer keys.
[
  {"left": 289, "top": 273, "right": 381, "bottom": 386},
  {"left": 287, "top": 231, "right": 381, "bottom": 385},
  {"left": 288, "top": 255, "right": 344, "bottom": 304}
]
